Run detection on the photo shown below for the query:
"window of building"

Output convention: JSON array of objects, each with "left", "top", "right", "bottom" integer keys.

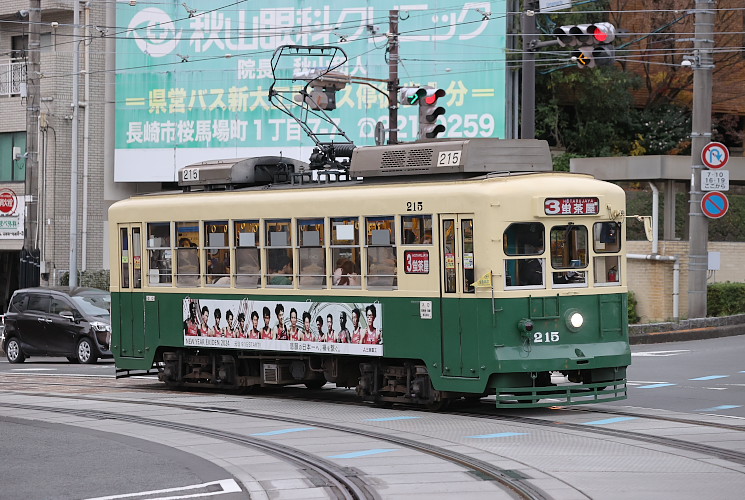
[
  {"left": 366, "top": 217, "right": 396, "bottom": 288},
  {"left": 266, "top": 219, "right": 293, "bottom": 287},
  {"left": 0, "top": 132, "right": 27, "bottom": 181},
  {"left": 234, "top": 220, "right": 260, "bottom": 288},
  {"left": 298, "top": 218, "right": 325, "bottom": 288},
  {"left": 503, "top": 222, "right": 545, "bottom": 288},
  {"left": 331, "top": 217, "right": 360, "bottom": 287},
  {"left": 147, "top": 222, "right": 172, "bottom": 285},
  {"left": 205, "top": 220, "right": 229, "bottom": 286},
  {"left": 550, "top": 225, "right": 588, "bottom": 287}
]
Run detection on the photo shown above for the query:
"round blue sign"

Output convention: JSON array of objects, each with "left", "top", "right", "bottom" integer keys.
[{"left": 701, "top": 191, "right": 729, "bottom": 219}]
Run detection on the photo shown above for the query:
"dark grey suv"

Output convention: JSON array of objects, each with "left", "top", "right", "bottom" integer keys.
[{"left": 2, "top": 287, "right": 112, "bottom": 364}]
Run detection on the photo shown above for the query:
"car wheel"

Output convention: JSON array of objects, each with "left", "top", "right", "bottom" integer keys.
[
  {"left": 77, "top": 338, "right": 99, "bottom": 364},
  {"left": 5, "top": 338, "right": 26, "bottom": 364}
]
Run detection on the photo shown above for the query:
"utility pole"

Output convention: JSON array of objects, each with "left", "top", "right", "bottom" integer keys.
[
  {"left": 387, "top": 9, "right": 399, "bottom": 145},
  {"left": 687, "top": 0, "right": 715, "bottom": 318},
  {"left": 69, "top": 0, "right": 81, "bottom": 287},
  {"left": 23, "top": 1, "right": 41, "bottom": 286},
  {"left": 520, "top": 1, "right": 538, "bottom": 139}
]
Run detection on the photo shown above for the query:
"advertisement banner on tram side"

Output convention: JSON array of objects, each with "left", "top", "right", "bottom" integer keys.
[
  {"left": 115, "top": 1, "right": 508, "bottom": 181},
  {"left": 182, "top": 297, "right": 383, "bottom": 356}
]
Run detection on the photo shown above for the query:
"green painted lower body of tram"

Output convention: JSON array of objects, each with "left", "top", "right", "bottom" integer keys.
[{"left": 112, "top": 289, "right": 629, "bottom": 409}]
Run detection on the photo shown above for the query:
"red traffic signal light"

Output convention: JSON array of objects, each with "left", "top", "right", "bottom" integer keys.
[
  {"left": 554, "top": 22, "right": 616, "bottom": 47},
  {"left": 589, "top": 22, "right": 615, "bottom": 43}
]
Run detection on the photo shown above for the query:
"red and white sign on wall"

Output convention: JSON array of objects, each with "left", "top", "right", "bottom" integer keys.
[
  {"left": 404, "top": 250, "right": 430, "bottom": 274},
  {"left": 0, "top": 188, "right": 18, "bottom": 215},
  {"left": 544, "top": 197, "right": 599, "bottom": 216}
]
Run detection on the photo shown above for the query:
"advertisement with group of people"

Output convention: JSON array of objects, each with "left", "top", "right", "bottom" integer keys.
[{"left": 183, "top": 297, "right": 383, "bottom": 356}]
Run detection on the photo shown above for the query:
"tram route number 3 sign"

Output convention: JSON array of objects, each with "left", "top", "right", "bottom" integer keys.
[{"left": 405, "top": 250, "right": 430, "bottom": 274}]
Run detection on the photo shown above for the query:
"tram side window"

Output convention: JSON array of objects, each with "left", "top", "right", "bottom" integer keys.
[
  {"left": 132, "top": 227, "right": 142, "bottom": 288},
  {"left": 147, "top": 222, "right": 172, "bottom": 285},
  {"left": 503, "top": 222, "right": 545, "bottom": 288},
  {"left": 298, "top": 218, "right": 326, "bottom": 288},
  {"left": 120, "top": 228, "right": 129, "bottom": 288},
  {"left": 594, "top": 222, "right": 621, "bottom": 285},
  {"left": 205, "top": 220, "right": 229, "bottom": 286},
  {"left": 331, "top": 217, "right": 360, "bottom": 288},
  {"left": 401, "top": 215, "right": 433, "bottom": 245},
  {"left": 235, "top": 220, "right": 261, "bottom": 288},
  {"left": 551, "top": 225, "right": 588, "bottom": 287},
  {"left": 266, "top": 219, "right": 293, "bottom": 287},
  {"left": 175, "top": 221, "right": 200, "bottom": 287},
  {"left": 366, "top": 217, "right": 397, "bottom": 288}
]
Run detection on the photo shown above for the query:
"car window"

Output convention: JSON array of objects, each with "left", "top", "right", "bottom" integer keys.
[
  {"left": 50, "top": 297, "right": 75, "bottom": 316},
  {"left": 9, "top": 293, "right": 28, "bottom": 313},
  {"left": 70, "top": 296, "right": 110, "bottom": 317},
  {"left": 26, "top": 295, "right": 50, "bottom": 313}
]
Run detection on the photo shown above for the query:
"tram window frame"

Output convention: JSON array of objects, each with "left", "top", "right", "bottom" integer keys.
[
  {"left": 503, "top": 222, "right": 546, "bottom": 289},
  {"left": 266, "top": 219, "right": 294, "bottom": 287},
  {"left": 204, "top": 220, "right": 229, "bottom": 286},
  {"left": 594, "top": 255, "right": 621, "bottom": 286},
  {"left": 146, "top": 222, "right": 172, "bottom": 286},
  {"left": 331, "top": 217, "right": 361, "bottom": 288},
  {"left": 298, "top": 218, "right": 326, "bottom": 288},
  {"left": 401, "top": 215, "right": 433, "bottom": 245},
  {"left": 550, "top": 224, "right": 589, "bottom": 288},
  {"left": 461, "top": 219, "right": 475, "bottom": 293},
  {"left": 120, "top": 228, "right": 130, "bottom": 289},
  {"left": 366, "top": 216, "right": 397, "bottom": 289},
  {"left": 593, "top": 221, "right": 621, "bottom": 253},
  {"left": 174, "top": 221, "right": 200, "bottom": 287},
  {"left": 132, "top": 227, "right": 143, "bottom": 289},
  {"left": 234, "top": 220, "right": 261, "bottom": 288}
]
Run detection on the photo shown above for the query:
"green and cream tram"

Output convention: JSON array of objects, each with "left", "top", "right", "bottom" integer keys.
[{"left": 109, "top": 138, "right": 630, "bottom": 408}]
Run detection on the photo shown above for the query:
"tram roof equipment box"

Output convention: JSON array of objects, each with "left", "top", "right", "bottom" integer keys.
[
  {"left": 349, "top": 138, "right": 553, "bottom": 179},
  {"left": 178, "top": 156, "right": 310, "bottom": 190}
]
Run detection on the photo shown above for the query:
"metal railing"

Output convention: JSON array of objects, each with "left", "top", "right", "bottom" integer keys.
[{"left": 0, "top": 61, "right": 26, "bottom": 97}]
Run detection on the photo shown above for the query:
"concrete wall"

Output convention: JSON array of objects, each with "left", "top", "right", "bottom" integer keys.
[{"left": 627, "top": 240, "right": 745, "bottom": 323}]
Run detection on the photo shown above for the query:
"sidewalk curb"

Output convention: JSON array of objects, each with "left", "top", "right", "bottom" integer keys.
[{"left": 629, "top": 314, "right": 745, "bottom": 345}]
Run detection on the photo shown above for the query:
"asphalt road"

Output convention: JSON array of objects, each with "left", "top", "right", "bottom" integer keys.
[{"left": 615, "top": 334, "right": 745, "bottom": 418}]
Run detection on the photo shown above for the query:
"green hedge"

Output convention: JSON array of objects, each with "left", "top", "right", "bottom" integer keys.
[
  {"left": 628, "top": 291, "right": 640, "bottom": 324},
  {"left": 708, "top": 282, "right": 745, "bottom": 316},
  {"left": 59, "top": 269, "right": 110, "bottom": 291}
]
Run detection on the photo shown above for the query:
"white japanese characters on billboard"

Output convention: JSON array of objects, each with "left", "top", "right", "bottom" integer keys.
[{"left": 115, "top": 1, "right": 507, "bottom": 181}]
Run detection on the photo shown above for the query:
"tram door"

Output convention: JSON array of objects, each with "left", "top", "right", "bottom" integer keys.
[
  {"left": 439, "top": 215, "right": 479, "bottom": 377},
  {"left": 117, "top": 224, "right": 146, "bottom": 359}
]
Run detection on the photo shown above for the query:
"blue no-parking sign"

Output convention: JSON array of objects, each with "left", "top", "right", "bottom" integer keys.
[{"left": 701, "top": 191, "right": 729, "bottom": 219}]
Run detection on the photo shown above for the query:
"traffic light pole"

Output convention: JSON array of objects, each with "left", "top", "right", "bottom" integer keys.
[
  {"left": 687, "top": 0, "right": 715, "bottom": 318},
  {"left": 520, "top": 2, "right": 538, "bottom": 139}
]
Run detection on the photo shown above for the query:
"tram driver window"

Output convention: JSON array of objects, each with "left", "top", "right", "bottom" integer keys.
[
  {"left": 235, "top": 220, "right": 260, "bottom": 288},
  {"left": 147, "top": 222, "right": 172, "bottom": 285},
  {"left": 503, "top": 222, "right": 545, "bottom": 288},
  {"left": 594, "top": 221, "right": 621, "bottom": 285},
  {"left": 266, "top": 219, "right": 293, "bottom": 287},
  {"left": 550, "top": 225, "right": 588, "bottom": 287}
]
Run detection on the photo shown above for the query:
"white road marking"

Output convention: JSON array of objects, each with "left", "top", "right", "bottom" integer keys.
[
  {"left": 85, "top": 479, "right": 241, "bottom": 500},
  {"left": 632, "top": 350, "right": 690, "bottom": 357}
]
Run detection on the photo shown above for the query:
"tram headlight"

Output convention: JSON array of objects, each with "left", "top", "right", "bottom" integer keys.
[{"left": 565, "top": 310, "right": 584, "bottom": 332}]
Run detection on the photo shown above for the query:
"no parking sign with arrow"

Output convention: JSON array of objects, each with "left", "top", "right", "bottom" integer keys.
[{"left": 701, "top": 191, "right": 729, "bottom": 219}]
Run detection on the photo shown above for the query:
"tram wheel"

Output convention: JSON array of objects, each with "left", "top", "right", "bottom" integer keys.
[{"left": 426, "top": 398, "right": 452, "bottom": 411}]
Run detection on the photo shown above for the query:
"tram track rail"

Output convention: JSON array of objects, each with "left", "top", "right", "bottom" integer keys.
[{"left": 0, "top": 380, "right": 556, "bottom": 500}]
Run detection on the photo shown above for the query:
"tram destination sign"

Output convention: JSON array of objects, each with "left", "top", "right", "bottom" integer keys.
[{"left": 545, "top": 197, "right": 599, "bottom": 216}]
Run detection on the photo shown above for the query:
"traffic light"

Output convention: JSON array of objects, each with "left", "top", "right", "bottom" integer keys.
[
  {"left": 553, "top": 22, "right": 616, "bottom": 69},
  {"left": 417, "top": 87, "right": 446, "bottom": 139},
  {"left": 399, "top": 87, "right": 426, "bottom": 106}
]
